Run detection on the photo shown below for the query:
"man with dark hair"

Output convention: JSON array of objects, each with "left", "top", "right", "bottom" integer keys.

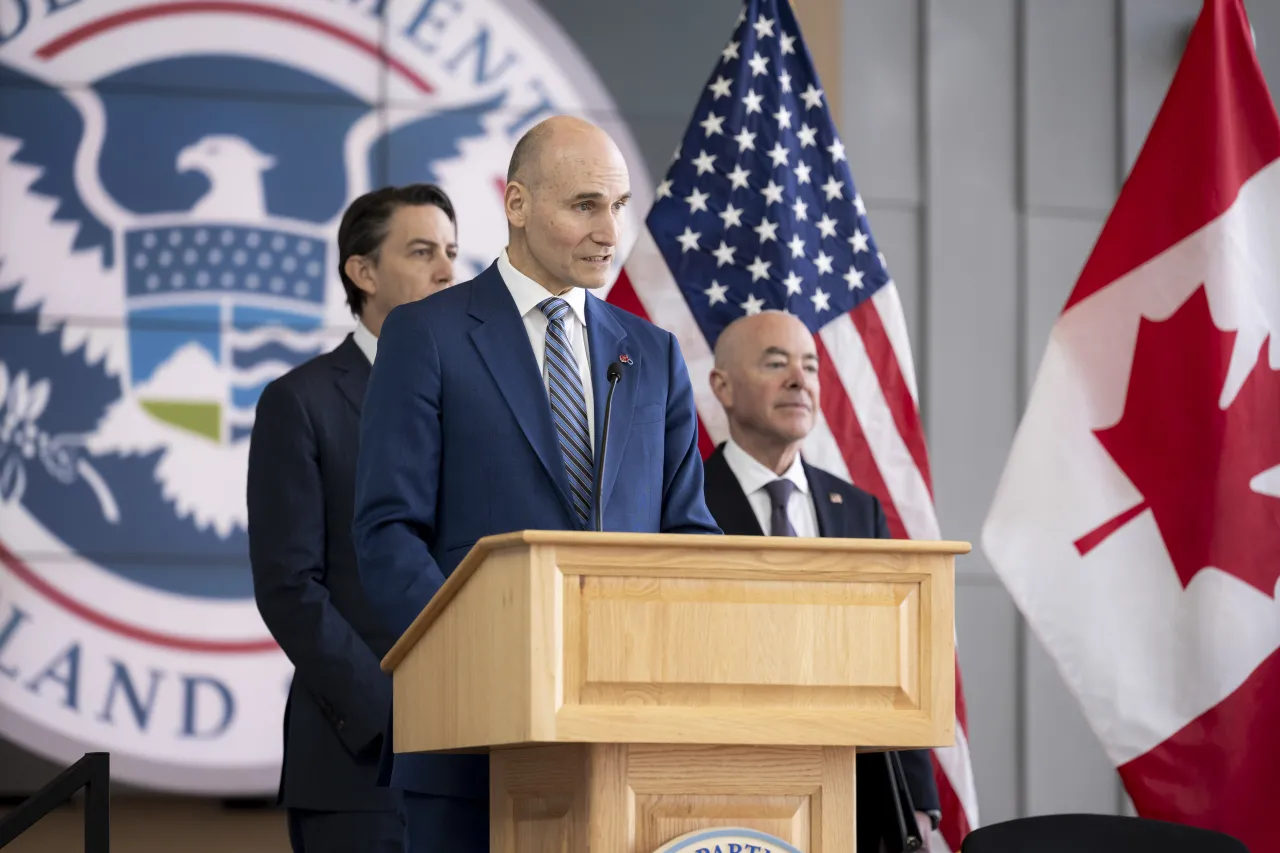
[
  {"left": 353, "top": 115, "right": 720, "bottom": 850},
  {"left": 247, "top": 184, "right": 458, "bottom": 853}
]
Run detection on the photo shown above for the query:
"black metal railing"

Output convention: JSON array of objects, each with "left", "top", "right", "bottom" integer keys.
[{"left": 0, "top": 752, "right": 109, "bottom": 851}]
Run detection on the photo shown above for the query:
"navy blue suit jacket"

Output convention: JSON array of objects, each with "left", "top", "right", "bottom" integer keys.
[
  {"left": 353, "top": 262, "right": 721, "bottom": 797},
  {"left": 702, "top": 443, "right": 941, "bottom": 848},
  {"left": 247, "top": 335, "right": 399, "bottom": 812}
]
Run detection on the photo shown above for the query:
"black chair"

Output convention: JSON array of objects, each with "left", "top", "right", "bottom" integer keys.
[{"left": 960, "top": 814, "right": 1249, "bottom": 853}]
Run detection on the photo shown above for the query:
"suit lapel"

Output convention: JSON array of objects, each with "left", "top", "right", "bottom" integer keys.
[
  {"left": 331, "top": 335, "right": 370, "bottom": 415},
  {"left": 703, "top": 445, "right": 764, "bottom": 536},
  {"left": 804, "top": 462, "right": 846, "bottom": 538},
  {"left": 467, "top": 267, "right": 577, "bottom": 521},
  {"left": 585, "top": 295, "right": 634, "bottom": 518}
]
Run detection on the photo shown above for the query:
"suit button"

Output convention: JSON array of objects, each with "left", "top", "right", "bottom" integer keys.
[{"left": 336, "top": 719, "right": 345, "bottom": 730}]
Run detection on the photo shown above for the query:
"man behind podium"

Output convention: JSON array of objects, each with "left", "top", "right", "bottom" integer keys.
[
  {"left": 247, "top": 184, "right": 459, "bottom": 853},
  {"left": 702, "top": 311, "right": 941, "bottom": 853},
  {"left": 353, "top": 115, "right": 720, "bottom": 850}
]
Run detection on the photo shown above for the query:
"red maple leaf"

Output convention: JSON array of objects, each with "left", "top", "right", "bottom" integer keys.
[{"left": 1074, "top": 286, "right": 1280, "bottom": 596}]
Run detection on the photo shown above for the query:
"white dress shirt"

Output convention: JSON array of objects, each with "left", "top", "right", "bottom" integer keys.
[
  {"left": 497, "top": 248, "right": 595, "bottom": 449},
  {"left": 721, "top": 437, "right": 818, "bottom": 537},
  {"left": 352, "top": 318, "right": 378, "bottom": 365}
]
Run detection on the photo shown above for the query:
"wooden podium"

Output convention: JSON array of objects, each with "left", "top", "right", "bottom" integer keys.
[{"left": 381, "top": 531, "right": 968, "bottom": 852}]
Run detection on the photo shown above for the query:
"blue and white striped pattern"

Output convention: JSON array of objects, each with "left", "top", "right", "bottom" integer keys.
[{"left": 538, "top": 297, "right": 593, "bottom": 526}]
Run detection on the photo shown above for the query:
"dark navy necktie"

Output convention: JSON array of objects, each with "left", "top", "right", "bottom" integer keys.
[
  {"left": 763, "top": 478, "right": 797, "bottom": 537},
  {"left": 538, "top": 297, "right": 593, "bottom": 527}
]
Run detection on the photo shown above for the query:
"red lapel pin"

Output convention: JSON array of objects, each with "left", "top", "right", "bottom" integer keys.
[
  {"left": 829, "top": 493, "right": 843, "bottom": 504},
  {"left": 619, "top": 353, "right": 633, "bottom": 365}
]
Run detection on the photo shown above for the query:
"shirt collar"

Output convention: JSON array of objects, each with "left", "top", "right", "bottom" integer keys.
[
  {"left": 352, "top": 318, "right": 377, "bottom": 365},
  {"left": 497, "top": 248, "right": 588, "bottom": 325},
  {"left": 721, "top": 436, "right": 810, "bottom": 497}
]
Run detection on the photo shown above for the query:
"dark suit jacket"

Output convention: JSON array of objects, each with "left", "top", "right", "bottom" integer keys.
[
  {"left": 353, "top": 262, "right": 721, "bottom": 798},
  {"left": 702, "top": 442, "right": 940, "bottom": 848},
  {"left": 247, "top": 334, "right": 399, "bottom": 812}
]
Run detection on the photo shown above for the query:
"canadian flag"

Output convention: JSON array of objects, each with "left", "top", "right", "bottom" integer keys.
[{"left": 982, "top": 0, "right": 1280, "bottom": 850}]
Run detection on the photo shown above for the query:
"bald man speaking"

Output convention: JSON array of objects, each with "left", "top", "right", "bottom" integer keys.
[{"left": 352, "top": 116, "right": 720, "bottom": 849}]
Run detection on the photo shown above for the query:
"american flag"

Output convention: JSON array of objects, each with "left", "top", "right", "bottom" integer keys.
[{"left": 605, "top": 0, "right": 980, "bottom": 848}]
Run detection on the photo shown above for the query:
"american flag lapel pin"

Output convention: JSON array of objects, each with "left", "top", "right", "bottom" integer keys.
[
  {"left": 619, "top": 353, "right": 633, "bottom": 365},
  {"left": 829, "top": 493, "right": 843, "bottom": 504}
]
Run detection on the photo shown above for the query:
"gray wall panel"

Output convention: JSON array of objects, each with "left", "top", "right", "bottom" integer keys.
[
  {"left": 1024, "top": 629, "right": 1122, "bottom": 816},
  {"left": 843, "top": 0, "right": 923, "bottom": 203},
  {"left": 956, "top": 579, "right": 1022, "bottom": 827},
  {"left": 924, "top": 0, "right": 1019, "bottom": 576},
  {"left": 1024, "top": 1, "right": 1119, "bottom": 212}
]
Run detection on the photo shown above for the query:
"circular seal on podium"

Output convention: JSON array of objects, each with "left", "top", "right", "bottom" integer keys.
[{"left": 654, "top": 827, "right": 806, "bottom": 853}]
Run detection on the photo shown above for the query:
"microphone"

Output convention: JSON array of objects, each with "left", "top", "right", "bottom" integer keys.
[
  {"left": 593, "top": 360, "right": 625, "bottom": 532},
  {"left": 885, "top": 750, "right": 923, "bottom": 852}
]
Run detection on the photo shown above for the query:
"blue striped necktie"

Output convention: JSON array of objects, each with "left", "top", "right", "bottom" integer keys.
[{"left": 538, "top": 297, "right": 594, "bottom": 527}]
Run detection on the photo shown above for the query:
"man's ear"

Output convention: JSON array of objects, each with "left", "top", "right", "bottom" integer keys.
[
  {"left": 344, "top": 254, "right": 376, "bottom": 297},
  {"left": 505, "top": 180, "right": 530, "bottom": 228},
  {"left": 709, "top": 368, "right": 732, "bottom": 410}
]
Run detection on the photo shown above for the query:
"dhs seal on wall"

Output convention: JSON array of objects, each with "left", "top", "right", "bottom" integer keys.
[
  {"left": 654, "top": 828, "right": 806, "bottom": 853},
  {"left": 0, "top": 0, "right": 649, "bottom": 794}
]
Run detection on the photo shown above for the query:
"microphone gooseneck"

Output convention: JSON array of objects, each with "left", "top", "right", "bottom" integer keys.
[{"left": 594, "top": 361, "right": 625, "bottom": 533}]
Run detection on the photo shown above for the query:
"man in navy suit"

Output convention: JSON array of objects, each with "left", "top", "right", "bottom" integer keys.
[
  {"left": 701, "top": 310, "right": 942, "bottom": 853},
  {"left": 247, "top": 184, "right": 460, "bottom": 853},
  {"left": 352, "top": 115, "right": 721, "bottom": 850}
]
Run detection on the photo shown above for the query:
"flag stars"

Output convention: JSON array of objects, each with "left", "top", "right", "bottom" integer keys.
[
  {"left": 797, "top": 123, "right": 818, "bottom": 148},
  {"left": 705, "top": 280, "right": 729, "bottom": 305},
  {"left": 748, "top": 51, "right": 770, "bottom": 76},
  {"left": 761, "top": 180, "right": 785, "bottom": 205},
  {"left": 781, "top": 32, "right": 796, "bottom": 55},
  {"left": 692, "top": 150, "right": 717, "bottom": 175},
  {"left": 728, "top": 164, "right": 752, "bottom": 190},
  {"left": 827, "top": 139, "right": 847, "bottom": 163},
  {"left": 700, "top": 113, "right": 726, "bottom": 137},
  {"left": 854, "top": 192, "right": 866, "bottom": 214},
  {"left": 719, "top": 203, "right": 744, "bottom": 229},
  {"left": 811, "top": 287, "right": 831, "bottom": 312},
  {"left": 655, "top": 179, "right": 673, "bottom": 199},
  {"left": 779, "top": 70, "right": 792, "bottom": 93},
  {"left": 792, "top": 197, "right": 809, "bottom": 221},
  {"left": 722, "top": 40, "right": 740, "bottom": 62},
  {"left": 712, "top": 240, "right": 737, "bottom": 266},
  {"left": 816, "top": 214, "right": 838, "bottom": 238},
  {"left": 788, "top": 234, "right": 805, "bottom": 258},
  {"left": 676, "top": 226, "right": 701, "bottom": 253},
  {"left": 782, "top": 271, "right": 804, "bottom": 295},
  {"left": 822, "top": 176, "right": 844, "bottom": 201},
  {"left": 734, "top": 127, "right": 758, "bottom": 151},
  {"left": 849, "top": 229, "right": 870, "bottom": 253},
  {"left": 747, "top": 256, "right": 772, "bottom": 281},
  {"left": 753, "top": 15, "right": 775, "bottom": 39},
  {"left": 844, "top": 267, "right": 865, "bottom": 290},
  {"left": 800, "top": 84, "right": 824, "bottom": 110},
  {"left": 794, "top": 161, "right": 812, "bottom": 184},
  {"left": 743, "top": 89, "right": 764, "bottom": 114},
  {"left": 708, "top": 75, "right": 732, "bottom": 99},
  {"left": 814, "top": 251, "right": 834, "bottom": 275},
  {"left": 741, "top": 293, "right": 766, "bottom": 315},
  {"left": 685, "top": 187, "right": 710, "bottom": 213},
  {"left": 768, "top": 142, "right": 790, "bottom": 167},
  {"left": 754, "top": 218, "right": 779, "bottom": 243},
  {"left": 774, "top": 105, "right": 792, "bottom": 129}
]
